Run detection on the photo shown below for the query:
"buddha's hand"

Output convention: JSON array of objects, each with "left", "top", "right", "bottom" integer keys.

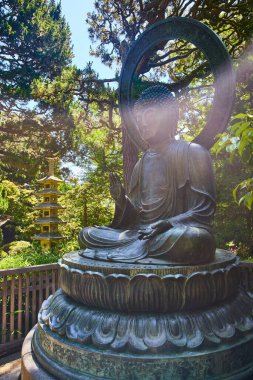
[
  {"left": 138, "top": 220, "right": 172, "bottom": 240},
  {"left": 109, "top": 172, "right": 125, "bottom": 203}
]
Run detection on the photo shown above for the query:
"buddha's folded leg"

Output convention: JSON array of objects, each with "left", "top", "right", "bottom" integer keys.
[
  {"left": 78, "top": 226, "right": 148, "bottom": 261},
  {"left": 148, "top": 226, "right": 215, "bottom": 264},
  {"left": 78, "top": 226, "right": 130, "bottom": 248}
]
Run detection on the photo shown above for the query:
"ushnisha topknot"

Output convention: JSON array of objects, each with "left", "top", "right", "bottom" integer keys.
[{"left": 134, "top": 85, "right": 177, "bottom": 112}]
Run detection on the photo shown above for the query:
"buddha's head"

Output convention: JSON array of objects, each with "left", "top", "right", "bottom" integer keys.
[{"left": 134, "top": 85, "right": 179, "bottom": 146}]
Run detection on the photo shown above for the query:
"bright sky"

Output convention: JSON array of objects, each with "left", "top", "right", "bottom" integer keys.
[{"left": 60, "top": 0, "right": 114, "bottom": 78}]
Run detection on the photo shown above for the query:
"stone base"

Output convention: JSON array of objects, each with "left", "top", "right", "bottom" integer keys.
[
  {"left": 22, "top": 325, "right": 253, "bottom": 380},
  {"left": 21, "top": 251, "right": 253, "bottom": 379},
  {"left": 21, "top": 327, "right": 56, "bottom": 380},
  {"left": 60, "top": 250, "right": 240, "bottom": 313},
  {"left": 38, "top": 288, "right": 253, "bottom": 352}
]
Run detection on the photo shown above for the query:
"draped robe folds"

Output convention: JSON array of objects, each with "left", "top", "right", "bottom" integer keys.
[{"left": 78, "top": 140, "right": 216, "bottom": 264}]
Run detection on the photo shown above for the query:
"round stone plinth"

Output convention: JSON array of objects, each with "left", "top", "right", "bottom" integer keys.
[
  {"left": 21, "top": 327, "right": 56, "bottom": 380},
  {"left": 24, "top": 324, "right": 253, "bottom": 380},
  {"left": 60, "top": 250, "right": 240, "bottom": 312},
  {"left": 62, "top": 249, "right": 236, "bottom": 276}
]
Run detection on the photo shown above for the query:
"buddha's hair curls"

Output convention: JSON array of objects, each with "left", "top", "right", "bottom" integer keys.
[{"left": 134, "top": 85, "right": 178, "bottom": 112}]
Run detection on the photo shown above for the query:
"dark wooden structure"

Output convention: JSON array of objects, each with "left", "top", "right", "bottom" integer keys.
[{"left": 0, "top": 263, "right": 59, "bottom": 356}]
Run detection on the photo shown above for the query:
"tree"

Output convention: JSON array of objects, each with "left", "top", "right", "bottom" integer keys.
[
  {"left": 213, "top": 112, "right": 253, "bottom": 207},
  {"left": 212, "top": 40, "right": 253, "bottom": 243},
  {"left": 212, "top": 149, "right": 253, "bottom": 255},
  {"left": 0, "top": 0, "right": 72, "bottom": 110},
  {"left": 59, "top": 178, "right": 115, "bottom": 252},
  {"left": 0, "top": 105, "right": 76, "bottom": 184},
  {"left": 0, "top": 180, "right": 38, "bottom": 242},
  {"left": 0, "top": 0, "right": 74, "bottom": 182}
]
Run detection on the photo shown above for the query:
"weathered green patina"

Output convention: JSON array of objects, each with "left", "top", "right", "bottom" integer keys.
[{"left": 79, "top": 86, "right": 217, "bottom": 265}]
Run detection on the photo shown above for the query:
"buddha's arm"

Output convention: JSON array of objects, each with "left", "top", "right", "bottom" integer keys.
[
  {"left": 168, "top": 143, "right": 216, "bottom": 229},
  {"left": 138, "top": 189, "right": 215, "bottom": 240},
  {"left": 110, "top": 163, "right": 141, "bottom": 228},
  {"left": 168, "top": 188, "right": 215, "bottom": 230},
  {"left": 110, "top": 195, "right": 139, "bottom": 228},
  {"left": 139, "top": 143, "right": 216, "bottom": 240}
]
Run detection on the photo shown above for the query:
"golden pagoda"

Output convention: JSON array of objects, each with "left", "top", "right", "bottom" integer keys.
[{"left": 33, "top": 158, "right": 65, "bottom": 250}]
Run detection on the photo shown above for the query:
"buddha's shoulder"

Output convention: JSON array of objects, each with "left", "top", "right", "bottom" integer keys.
[
  {"left": 188, "top": 142, "right": 210, "bottom": 159},
  {"left": 163, "top": 140, "right": 210, "bottom": 162},
  {"left": 172, "top": 140, "right": 209, "bottom": 154}
]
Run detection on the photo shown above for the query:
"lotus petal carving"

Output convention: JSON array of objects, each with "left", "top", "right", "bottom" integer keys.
[
  {"left": 60, "top": 261, "right": 240, "bottom": 312},
  {"left": 39, "top": 288, "right": 253, "bottom": 353}
]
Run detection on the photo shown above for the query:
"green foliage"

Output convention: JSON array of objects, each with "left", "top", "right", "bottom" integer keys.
[
  {"left": 0, "top": 254, "right": 30, "bottom": 269},
  {"left": 59, "top": 175, "right": 116, "bottom": 252},
  {"left": 233, "top": 179, "right": 253, "bottom": 210},
  {"left": 32, "top": 67, "right": 80, "bottom": 109},
  {"left": 3, "top": 240, "right": 32, "bottom": 256},
  {"left": 212, "top": 156, "right": 252, "bottom": 254},
  {"left": 0, "top": 242, "right": 61, "bottom": 269},
  {"left": 214, "top": 113, "right": 253, "bottom": 163},
  {"left": 87, "top": 0, "right": 253, "bottom": 67},
  {"left": 212, "top": 110, "right": 253, "bottom": 256},
  {"left": 0, "top": 183, "right": 8, "bottom": 213},
  {"left": 0, "top": 0, "right": 72, "bottom": 104},
  {"left": 0, "top": 0, "right": 74, "bottom": 182},
  {"left": 0, "top": 180, "right": 38, "bottom": 242},
  {"left": 213, "top": 112, "right": 253, "bottom": 210}
]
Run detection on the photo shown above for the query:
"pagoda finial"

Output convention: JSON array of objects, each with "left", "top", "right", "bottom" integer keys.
[{"left": 48, "top": 158, "right": 56, "bottom": 176}]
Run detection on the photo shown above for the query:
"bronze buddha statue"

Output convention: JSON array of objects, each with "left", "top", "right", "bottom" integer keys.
[{"left": 78, "top": 85, "right": 216, "bottom": 264}]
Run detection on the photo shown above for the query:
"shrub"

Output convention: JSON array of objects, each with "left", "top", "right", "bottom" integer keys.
[
  {"left": 3, "top": 240, "right": 32, "bottom": 255},
  {"left": 0, "top": 241, "right": 62, "bottom": 269}
]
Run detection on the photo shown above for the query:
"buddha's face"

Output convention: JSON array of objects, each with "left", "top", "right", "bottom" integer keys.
[
  {"left": 135, "top": 105, "right": 161, "bottom": 141},
  {"left": 135, "top": 103, "right": 177, "bottom": 145}
]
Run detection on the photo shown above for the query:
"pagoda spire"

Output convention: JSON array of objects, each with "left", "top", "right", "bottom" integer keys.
[{"left": 48, "top": 157, "right": 56, "bottom": 176}]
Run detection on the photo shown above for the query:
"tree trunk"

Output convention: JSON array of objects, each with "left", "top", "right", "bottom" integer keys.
[
  {"left": 120, "top": 40, "right": 139, "bottom": 193},
  {"left": 122, "top": 123, "right": 138, "bottom": 193}
]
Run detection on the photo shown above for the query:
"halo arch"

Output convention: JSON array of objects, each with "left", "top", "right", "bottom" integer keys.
[{"left": 119, "top": 17, "right": 235, "bottom": 151}]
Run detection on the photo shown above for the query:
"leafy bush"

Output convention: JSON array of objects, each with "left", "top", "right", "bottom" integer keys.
[
  {"left": 3, "top": 240, "right": 32, "bottom": 255},
  {"left": 0, "top": 254, "right": 30, "bottom": 269},
  {"left": 0, "top": 249, "right": 7, "bottom": 259},
  {"left": 0, "top": 242, "right": 62, "bottom": 269}
]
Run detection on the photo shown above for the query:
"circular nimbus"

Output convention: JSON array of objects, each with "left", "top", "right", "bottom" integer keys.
[{"left": 119, "top": 17, "right": 235, "bottom": 151}]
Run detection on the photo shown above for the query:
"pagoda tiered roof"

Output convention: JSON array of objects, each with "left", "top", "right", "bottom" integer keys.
[
  {"left": 37, "top": 175, "right": 63, "bottom": 183},
  {"left": 34, "top": 203, "right": 65, "bottom": 209},
  {"left": 32, "top": 232, "right": 63, "bottom": 240},
  {"left": 35, "top": 217, "right": 65, "bottom": 224},
  {"left": 36, "top": 189, "right": 63, "bottom": 196}
]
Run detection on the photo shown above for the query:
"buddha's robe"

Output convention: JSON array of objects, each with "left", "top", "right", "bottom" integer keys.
[{"left": 78, "top": 140, "right": 216, "bottom": 264}]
